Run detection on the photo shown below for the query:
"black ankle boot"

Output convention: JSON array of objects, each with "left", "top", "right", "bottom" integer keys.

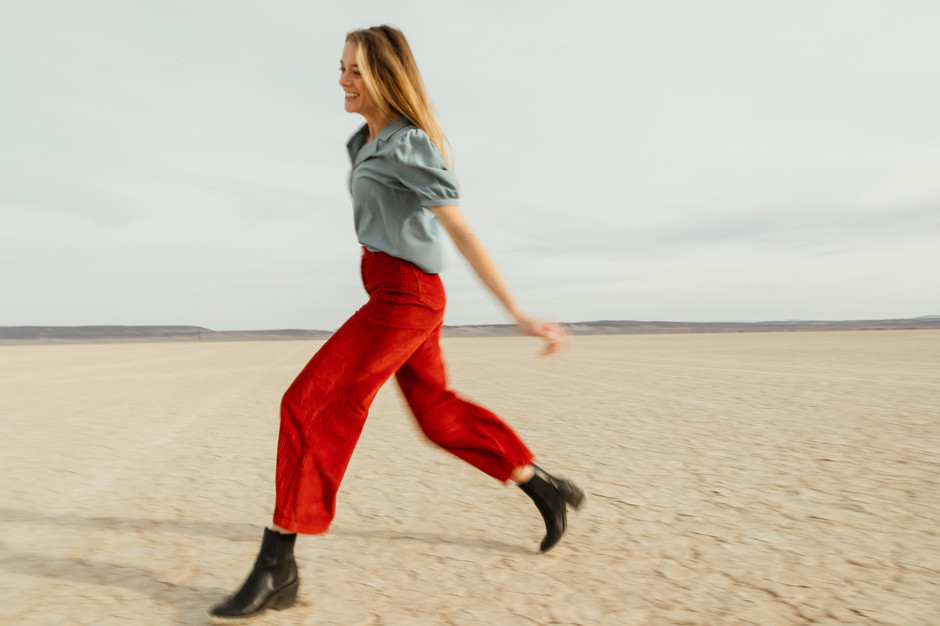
[
  {"left": 518, "top": 465, "right": 586, "bottom": 553},
  {"left": 208, "top": 528, "right": 299, "bottom": 621}
]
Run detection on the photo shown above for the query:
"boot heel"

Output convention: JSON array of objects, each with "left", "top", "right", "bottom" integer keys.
[
  {"left": 271, "top": 579, "right": 299, "bottom": 611},
  {"left": 561, "top": 481, "right": 586, "bottom": 510}
]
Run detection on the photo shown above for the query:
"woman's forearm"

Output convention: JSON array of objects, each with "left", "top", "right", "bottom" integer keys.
[
  {"left": 431, "top": 204, "right": 568, "bottom": 355},
  {"left": 449, "top": 227, "right": 524, "bottom": 321}
]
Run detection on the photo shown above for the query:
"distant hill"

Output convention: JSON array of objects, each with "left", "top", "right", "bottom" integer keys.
[
  {"left": 443, "top": 318, "right": 940, "bottom": 336},
  {"left": 0, "top": 326, "right": 332, "bottom": 344},
  {"left": 1, "top": 318, "right": 938, "bottom": 344}
]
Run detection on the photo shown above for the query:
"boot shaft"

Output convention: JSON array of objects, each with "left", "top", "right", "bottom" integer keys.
[{"left": 256, "top": 528, "right": 297, "bottom": 574}]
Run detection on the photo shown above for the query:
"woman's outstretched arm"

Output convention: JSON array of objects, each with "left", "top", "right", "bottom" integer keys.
[{"left": 430, "top": 205, "right": 568, "bottom": 355}]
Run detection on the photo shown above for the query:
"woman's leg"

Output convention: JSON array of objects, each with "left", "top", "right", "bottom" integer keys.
[
  {"left": 395, "top": 323, "right": 585, "bottom": 553},
  {"left": 274, "top": 295, "right": 442, "bottom": 534},
  {"left": 394, "top": 323, "right": 534, "bottom": 481},
  {"left": 211, "top": 252, "right": 446, "bottom": 620}
]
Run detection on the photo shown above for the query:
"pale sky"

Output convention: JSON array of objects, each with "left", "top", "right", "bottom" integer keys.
[{"left": 2, "top": 1, "right": 938, "bottom": 330}]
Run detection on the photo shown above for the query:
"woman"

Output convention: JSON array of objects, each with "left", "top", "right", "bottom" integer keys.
[{"left": 209, "top": 25, "right": 585, "bottom": 621}]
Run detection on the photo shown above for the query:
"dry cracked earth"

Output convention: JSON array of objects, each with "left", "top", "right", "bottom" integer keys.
[{"left": 1, "top": 330, "right": 938, "bottom": 624}]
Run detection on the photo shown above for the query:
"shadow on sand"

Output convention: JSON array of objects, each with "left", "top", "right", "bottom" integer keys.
[{"left": 0, "top": 506, "right": 533, "bottom": 622}]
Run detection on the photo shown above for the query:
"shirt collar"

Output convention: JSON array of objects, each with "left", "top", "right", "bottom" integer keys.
[
  {"left": 347, "top": 117, "right": 411, "bottom": 166},
  {"left": 375, "top": 116, "right": 410, "bottom": 142}
]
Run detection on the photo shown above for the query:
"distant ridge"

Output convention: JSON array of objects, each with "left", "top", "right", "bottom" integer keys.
[
  {"left": 1, "top": 318, "right": 938, "bottom": 344},
  {"left": 0, "top": 326, "right": 332, "bottom": 344},
  {"left": 442, "top": 318, "right": 940, "bottom": 336}
]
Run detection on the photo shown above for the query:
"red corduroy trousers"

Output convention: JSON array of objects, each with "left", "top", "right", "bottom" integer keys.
[{"left": 273, "top": 249, "right": 534, "bottom": 534}]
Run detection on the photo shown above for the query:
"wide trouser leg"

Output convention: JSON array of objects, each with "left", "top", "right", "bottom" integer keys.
[
  {"left": 273, "top": 252, "right": 444, "bottom": 534},
  {"left": 395, "top": 324, "right": 535, "bottom": 482}
]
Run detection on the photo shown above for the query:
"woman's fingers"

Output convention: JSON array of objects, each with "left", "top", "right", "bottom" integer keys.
[
  {"left": 540, "top": 322, "right": 569, "bottom": 355},
  {"left": 517, "top": 317, "right": 569, "bottom": 356}
]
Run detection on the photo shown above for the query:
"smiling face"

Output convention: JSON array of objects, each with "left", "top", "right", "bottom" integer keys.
[{"left": 339, "top": 40, "right": 380, "bottom": 118}]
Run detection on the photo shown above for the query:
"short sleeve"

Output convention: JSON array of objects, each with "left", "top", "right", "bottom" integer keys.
[{"left": 387, "top": 128, "right": 460, "bottom": 206}]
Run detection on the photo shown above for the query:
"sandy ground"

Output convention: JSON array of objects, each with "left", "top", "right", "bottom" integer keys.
[{"left": 0, "top": 330, "right": 938, "bottom": 625}]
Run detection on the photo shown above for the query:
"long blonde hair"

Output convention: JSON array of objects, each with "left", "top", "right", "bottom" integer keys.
[{"left": 346, "top": 25, "right": 451, "bottom": 167}]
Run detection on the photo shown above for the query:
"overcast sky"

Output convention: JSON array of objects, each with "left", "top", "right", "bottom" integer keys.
[{"left": 2, "top": 1, "right": 938, "bottom": 330}]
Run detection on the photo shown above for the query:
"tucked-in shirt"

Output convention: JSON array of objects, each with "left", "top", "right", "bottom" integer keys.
[{"left": 346, "top": 117, "right": 460, "bottom": 274}]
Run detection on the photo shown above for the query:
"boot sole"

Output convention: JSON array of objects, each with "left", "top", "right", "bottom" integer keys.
[{"left": 207, "top": 579, "right": 299, "bottom": 622}]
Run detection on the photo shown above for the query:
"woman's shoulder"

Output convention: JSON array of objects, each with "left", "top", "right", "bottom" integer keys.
[{"left": 383, "top": 122, "right": 445, "bottom": 168}]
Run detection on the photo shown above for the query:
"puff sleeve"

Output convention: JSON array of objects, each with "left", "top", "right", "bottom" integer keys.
[{"left": 387, "top": 128, "right": 460, "bottom": 206}]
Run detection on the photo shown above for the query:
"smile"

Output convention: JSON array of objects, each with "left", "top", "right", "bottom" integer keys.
[{"left": 345, "top": 92, "right": 360, "bottom": 99}]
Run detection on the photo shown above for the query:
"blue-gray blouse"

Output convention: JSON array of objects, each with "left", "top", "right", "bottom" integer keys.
[{"left": 346, "top": 117, "right": 460, "bottom": 274}]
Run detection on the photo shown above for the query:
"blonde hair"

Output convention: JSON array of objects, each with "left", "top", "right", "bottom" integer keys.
[{"left": 346, "top": 25, "right": 452, "bottom": 167}]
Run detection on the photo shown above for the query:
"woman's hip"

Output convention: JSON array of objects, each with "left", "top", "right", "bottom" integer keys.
[{"left": 360, "top": 247, "right": 446, "bottom": 311}]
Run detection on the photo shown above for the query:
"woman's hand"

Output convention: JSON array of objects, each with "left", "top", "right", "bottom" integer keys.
[{"left": 514, "top": 314, "right": 569, "bottom": 356}]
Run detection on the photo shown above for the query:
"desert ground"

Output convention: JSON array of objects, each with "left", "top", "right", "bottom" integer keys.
[{"left": 0, "top": 330, "right": 937, "bottom": 625}]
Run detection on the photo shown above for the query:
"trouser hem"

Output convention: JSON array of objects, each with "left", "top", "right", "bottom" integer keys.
[{"left": 272, "top": 513, "right": 331, "bottom": 535}]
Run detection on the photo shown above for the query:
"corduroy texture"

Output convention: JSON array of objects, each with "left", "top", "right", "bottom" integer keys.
[{"left": 273, "top": 249, "right": 534, "bottom": 534}]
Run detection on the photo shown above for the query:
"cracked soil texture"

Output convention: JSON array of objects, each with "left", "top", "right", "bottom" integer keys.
[{"left": 1, "top": 330, "right": 938, "bottom": 625}]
